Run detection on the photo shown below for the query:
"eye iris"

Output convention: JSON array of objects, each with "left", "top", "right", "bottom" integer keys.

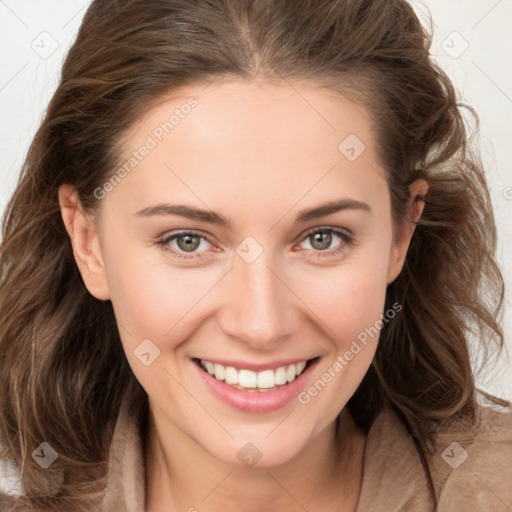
[
  {"left": 310, "top": 231, "right": 332, "bottom": 250},
  {"left": 177, "top": 234, "right": 201, "bottom": 252},
  {"left": 171, "top": 231, "right": 338, "bottom": 254}
]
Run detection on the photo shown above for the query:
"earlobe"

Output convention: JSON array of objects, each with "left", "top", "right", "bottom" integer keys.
[
  {"left": 386, "top": 178, "right": 429, "bottom": 285},
  {"left": 58, "top": 184, "right": 111, "bottom": 300}
]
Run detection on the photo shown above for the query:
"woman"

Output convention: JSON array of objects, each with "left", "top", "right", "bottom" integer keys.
[{"left": 1, "top": 0, "right": 511, "bottom": 510}]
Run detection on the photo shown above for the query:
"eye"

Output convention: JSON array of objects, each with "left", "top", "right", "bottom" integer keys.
[
  {"left": 155, "top": 226, "right": 354, "bottom": 260},
  {"left": 295, "top": 227, "right": 354, "bottom": 258},
  {"left": 155, "top": 230, "right": 216, "bottom": 260}
]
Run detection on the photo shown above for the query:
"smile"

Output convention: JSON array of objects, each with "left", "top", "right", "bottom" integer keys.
[
  {"left": 192, "top": 355, "right": 321, "bottom": 412},
  {"left": 198, "top": 359, "right": 309, "bottom": 391}
]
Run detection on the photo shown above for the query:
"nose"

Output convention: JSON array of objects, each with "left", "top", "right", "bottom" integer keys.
[{"left": 217, "top": 249, "right": 300, "bottom": 350}]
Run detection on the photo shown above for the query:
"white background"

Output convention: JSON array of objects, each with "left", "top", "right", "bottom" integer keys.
[{"left": 0, "top": 0, "right": 511, "bottom": 407}]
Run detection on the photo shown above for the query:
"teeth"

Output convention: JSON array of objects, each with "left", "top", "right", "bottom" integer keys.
[
  {"left": 239, "top": 369, "right": 257, "bottom": 388},
  {"left": 275, "top": 366, "right": 288, "bottom": 385},
  {"left": 286, "top": 364, "right": 296, "bottom": 383},
  {"left": 199, "top": 359, "right": 309, "bottom": 390},
  {"left": 225, "top": 366, "right": 238, "bottom": 385},
  {"left": 257, "top": 369, "right": 275, "bottom": 389},
  {"left": 214, "top": 364, "right": 225, "bottom": 381}
]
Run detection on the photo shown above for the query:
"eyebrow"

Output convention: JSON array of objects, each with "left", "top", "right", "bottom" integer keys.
[{"left": 135, "top": 198, "right": 371, "bottom": 227}]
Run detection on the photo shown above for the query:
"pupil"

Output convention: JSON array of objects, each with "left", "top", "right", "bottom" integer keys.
[
  {"left": 178, "top": 235, "right": 200, "bottom": 252},
  {"left": 313, "top": 232, "right": 331, "bottom": 250}
]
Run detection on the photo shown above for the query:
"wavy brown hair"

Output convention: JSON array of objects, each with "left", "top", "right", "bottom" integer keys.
[{"left": 1, "top": 0, "right": 509, "bottom": 510}]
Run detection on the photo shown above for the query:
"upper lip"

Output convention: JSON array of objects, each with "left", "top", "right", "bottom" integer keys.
[{"left": 194, "top": 357, "right": 318, "bottom": 372}]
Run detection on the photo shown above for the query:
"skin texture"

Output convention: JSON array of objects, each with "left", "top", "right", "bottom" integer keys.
[{"left": 59, "top": 79, "right": 428, "bottom": 511}]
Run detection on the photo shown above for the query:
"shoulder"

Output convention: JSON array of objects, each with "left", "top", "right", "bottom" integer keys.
[
  {"left": 356, "top": 401, "right": 512, "bottom": 512},
  {"left": 426, "top": 401, "right": 512, "bottom": 511}
]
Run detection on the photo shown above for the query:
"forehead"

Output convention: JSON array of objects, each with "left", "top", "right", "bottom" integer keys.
[
  {"left": 126, "top": 78, "right": 378, "bottom": 160},
  {"left": 104, "top": 79, "right": 388, "bottom": 225}
]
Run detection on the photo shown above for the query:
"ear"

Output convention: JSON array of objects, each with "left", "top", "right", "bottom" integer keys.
[
  {"left": 58, "top": 184, "right": 110, "bottom": 300},
  {"left": 386, "top": 178, "right": 429, "bottom": 285}
]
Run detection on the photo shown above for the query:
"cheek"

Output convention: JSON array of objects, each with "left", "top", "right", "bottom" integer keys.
[
  {"left": 103, "top": 211, "right": 392, "bottom": 365},
  {"left": 296, "top": 244, "right": 391, "bottom": 350},
  {"left": 293, "top": 261, "right": 390, "bottom": 417},
  {"left": 103, "top": 254, "right": 221, "bottom": 399},
  {"left": 103, "top": 242, "right": 226, "bottom": 359},
  {"left": 301, "top": 273, "right": 387, "bottom": 373}
]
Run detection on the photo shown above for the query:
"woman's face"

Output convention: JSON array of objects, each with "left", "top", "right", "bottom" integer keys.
[{"left": 66, "top": 79, "right": 421, "bottom": 467}]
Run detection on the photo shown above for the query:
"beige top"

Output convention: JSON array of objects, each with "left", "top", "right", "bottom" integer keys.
[
  {"left": 2, "top": 396, "right": 511, "bottom": 511},
  {"left": 99, "top": 395, "right": 512, "bottom": 512}
]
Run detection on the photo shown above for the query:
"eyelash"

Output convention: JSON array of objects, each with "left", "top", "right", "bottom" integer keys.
[{"left": 155, "top": 227, "right": 354, "bottom": 261}]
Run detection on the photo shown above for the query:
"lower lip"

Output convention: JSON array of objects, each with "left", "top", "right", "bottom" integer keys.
[{"left": 194, "top": 358, "right": 319, "bottom": 413}]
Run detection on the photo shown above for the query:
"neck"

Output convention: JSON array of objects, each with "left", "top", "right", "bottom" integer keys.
[{"left": 144, "top": 406, "right": 366, "bottom": 512}]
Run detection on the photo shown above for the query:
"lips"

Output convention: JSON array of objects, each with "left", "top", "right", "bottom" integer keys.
[
  {"left": 193, "top": 357, "right": 320, "bottom": 413},
  {"left": 198, "top": 359, "right": 308, "bottom": 390}
]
